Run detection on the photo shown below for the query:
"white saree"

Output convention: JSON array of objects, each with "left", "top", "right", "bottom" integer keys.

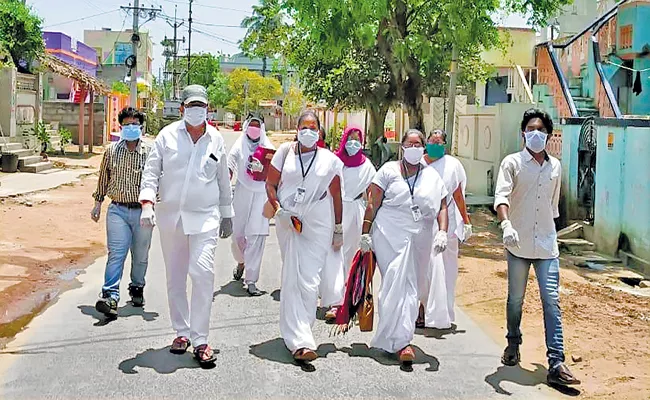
[
  {"left": 370, "top": 161, "right": 447, "bottom": 353},
  {"left": 271, "top": 143, "right": 343, "bottom": 353},
  {"left": 320, "top": 158, "right": 376, "bottom": 307}
]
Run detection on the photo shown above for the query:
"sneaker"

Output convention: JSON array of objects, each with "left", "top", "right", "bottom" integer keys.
[
  {"left": 129, "top": 286, "right": 145, "bottom": 307},
  {"left": 233, "top": 264, "right": 245, "bottom": 281},
  {"left": 247, "top": 283, "right": 263, "bottom": 297},
  {"left": 95, "top": 295, "right": 118, "bottom": 317}
]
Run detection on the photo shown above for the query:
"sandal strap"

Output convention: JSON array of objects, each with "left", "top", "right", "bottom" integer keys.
[{"left": 194, "top": 344, "right": 214, "bottom": 360}]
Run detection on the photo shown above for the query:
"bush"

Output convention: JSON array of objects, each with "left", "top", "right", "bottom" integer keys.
[
  {"left": 145, "top": 111, "right": 163, "bottom": 136},
  {"left": 327, "top": 122, "right": 345, "bottom": 150},
  {"left": 58, "top": 127, "right": 72, "bottom": 155}
]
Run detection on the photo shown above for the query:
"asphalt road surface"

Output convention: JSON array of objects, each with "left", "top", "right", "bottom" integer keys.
[{"left": 0, "top": 130, "right": 557, "bottom": 399}]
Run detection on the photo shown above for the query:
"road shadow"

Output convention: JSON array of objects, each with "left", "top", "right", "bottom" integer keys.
[
  {"left": 249, "top": 338, "right": 337, "bottom": 373},
  {"left": 78, "top": 304, "right": 159, "bottom": 326},
  {"left": 270, "top": 289, "right": 280, "bottom": 302},
  {"left": 118, "top": 346, "right": 201, "bottom": 374},
  {"left": 485, "top": 364, "right": 581, "bottom": 396},
  {"left": 415, "top": 324, "right": 467, "bottom": 340},
  {"left": 213, "top": 280, "right": 248, "bottom": 300},
  {"left": 339, "top": 343, "right": 440, "bottom": 372}
]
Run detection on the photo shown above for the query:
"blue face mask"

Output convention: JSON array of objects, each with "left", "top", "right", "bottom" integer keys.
[
  {"left": 121, "top": 125, "right": 141, "bottom": 141},
  {"left": 345, "top": 139, "right": 362, "bottom": 156}
]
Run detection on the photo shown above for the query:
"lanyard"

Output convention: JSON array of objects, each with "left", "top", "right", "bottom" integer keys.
[
  {"left": 298, "top": 145, "right": 317, "bottom": 180},
  {"left": 402, "top": 161, "right": 421, "bottom": 199}
]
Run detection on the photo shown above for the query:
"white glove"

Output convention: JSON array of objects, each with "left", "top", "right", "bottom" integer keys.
[
  {"left": 359, "top": 234, "right": 372, "bottom": 253},
  {"left": 433, "top": 230, "right": 448, "bottom": 254},
  {"left": 501, "top": 220, "right": 520, "bottom": 248},
  {"left": 274, "top": 208, "right": 293, "bottom": 229},
  {"left": 90, "top": 201, "right": 102, "bottom": 222},
  {"left": 140, "top": 203, "right": 156, "bottom": 228},
  {"left": 332, "top": 224, "right": 343, "bottom": 251},
  {"left": 219, "top": 217, "right": 233, "bottom": 239},
  {"left": 248, "top": 157, "right": 264, "bottom": 173},
  {"left": 463, "top": 224, "right": 473, "bottom": 241}
]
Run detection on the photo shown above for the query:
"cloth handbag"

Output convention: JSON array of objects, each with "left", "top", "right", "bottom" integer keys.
[
  {"left": 358, "top": 250, "right": 375, "bottom": 332},
  {"left": 262, "top": 143, "right": 293, "bottom": 219}
]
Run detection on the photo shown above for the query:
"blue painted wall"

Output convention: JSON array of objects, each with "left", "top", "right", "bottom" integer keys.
[
  {"left": 559, "top": 122, "right": 650, "bottom": 261},
  {"left": 630, "top": 58, "right": 650, "bottom": 115}
]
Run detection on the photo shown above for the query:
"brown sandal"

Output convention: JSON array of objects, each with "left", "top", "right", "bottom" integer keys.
[
  {"left": 398, "top": 345, "right": 415, "bottom": 363},
  {"left": 293, "top": 348, "right": 318, "bottom": 361},
  {"left": 193, "top": 344, "right": 216, "bottom": 366},
  {"left": 169, "top": 336, "right": 191, "bottom": 354}
]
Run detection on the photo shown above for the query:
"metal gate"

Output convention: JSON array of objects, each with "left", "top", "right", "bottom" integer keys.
[{"left": 577, "top": 117, "right": 597, "bottom": 223}]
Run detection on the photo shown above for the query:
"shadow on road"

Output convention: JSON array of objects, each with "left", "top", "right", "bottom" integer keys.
[
  {"left": 415, "top": 324, "right": 467, "bottom": 340},
  {"left": 270, "top": 289, "right": 280, "bottom": 302},
  {"left": 484, "top": 364, "right": 581, "bottom": 396},
  {"left": 249, "top": 338, "right": 337, "bottom": 373},
  {"left": 338, "top": 343, "right": 440, "bottom": 372},
  {"left": 78, "top": 304, "right": 159, "bottom": 326},
  {"left": 213, "top": 281, "right": 249, "bottom": 300},
  {"left": 118, "top": 346, "right": 204, "bottom": 374}
]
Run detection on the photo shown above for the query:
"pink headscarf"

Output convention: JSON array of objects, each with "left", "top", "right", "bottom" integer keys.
[{"left": 336, "top": 125, "right": 366, "bottom": 168}]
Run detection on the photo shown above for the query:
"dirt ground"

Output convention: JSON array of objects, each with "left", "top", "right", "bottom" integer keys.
[
  {"left": 458, "top": 210, "right": 650, "bottom": 400},
  {"left": 1, "top": 145, "right": 648, "bottom": 399}
]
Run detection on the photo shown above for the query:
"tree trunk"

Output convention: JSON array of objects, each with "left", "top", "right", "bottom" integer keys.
[
  {"left": 367, "top": 103, "right": 389, "bottom": 165},
  {"left": 404, "top": 84, "right": 424, "bottom": 131}
]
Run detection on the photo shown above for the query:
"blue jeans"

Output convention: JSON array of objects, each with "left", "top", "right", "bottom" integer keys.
[
  {"left": 506, "top": 251, "right": 565, "bottom": 369},
  {"left": 102, "top": 203, "right": 153, "bottom": 301}
]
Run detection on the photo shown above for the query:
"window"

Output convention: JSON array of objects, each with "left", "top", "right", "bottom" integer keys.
[{"left": 620, "top": 25, "right": 633, "bottom": 50}]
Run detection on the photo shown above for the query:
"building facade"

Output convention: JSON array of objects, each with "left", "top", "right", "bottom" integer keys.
[{"left": 43, "top": 31, "right": 98, "bottom": 101}]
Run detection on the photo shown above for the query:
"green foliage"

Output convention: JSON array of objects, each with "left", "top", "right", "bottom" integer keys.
[
  {"left": 0, "top": 0, "right": 44, "bottom": 73},
  {"left": 174, "top": 53, "right": 222, "bottom": 88},
  {"left": 226, "top": 68, "right": 282, "bottom": 118},
  {"left": 111, "top": 81, "right": 130, "bottom": 95},
  {"left": 59, "top": 127, "right": 72, "bottom": 146},
  {"left": 207, "top": 71, "right": 231, "bottom": 108},
  {"left": 32, "top": 121, "right": 49, "bottom": 144},
  {"left": 327, "top": 122, "right": 345, "bottom": 149},
  {"left": 144, "top": 111, "right": 163, "bottom": 136},
  {"left": 240, "top": 0, "right": 292, "bottom": 60},
  {"left": 283, "top": 85, "right": 305, "bottom": 119}
]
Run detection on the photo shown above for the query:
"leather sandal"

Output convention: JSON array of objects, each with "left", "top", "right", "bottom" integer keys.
[
  {"left": 193, "top": 344, "right": 217, "bottom": 366},
  {"left": 398, "top": 345, "right": 415, "bottom": 362},
  {"left": 293, "top": 348, "right": 318, "bottom": 361},
  {"left": 170, "top": 336, "right": 191, "bottom": 354}
]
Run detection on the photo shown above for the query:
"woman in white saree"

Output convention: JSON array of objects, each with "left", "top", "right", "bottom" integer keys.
[
  {"left": 320, "top": 126, "right": 377, "bottom": 321},
  {"left": 266, "top": 110, "right": 344, "bottom": 361},
  {"left": 359, "top": 129, "right": 449, "bottom": 364}
]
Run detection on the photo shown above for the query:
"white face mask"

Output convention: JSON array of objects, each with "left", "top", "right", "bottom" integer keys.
[
  {"left": 345, "top": 139, "right": 362, "bottom": 156},
  {"left": 297, "top": 128, "right": 319, "bottom": 148},
  {"left": 402, "top": 146, "right": 424, "bottom": 165},
  {"left": 524, "top": 130, "right": 547, "bottom": 153},
  {"left": 184, "top": 106, "right": 207, "bottom": 127}
]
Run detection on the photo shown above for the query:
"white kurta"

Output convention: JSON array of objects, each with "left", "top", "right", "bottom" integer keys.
[
  {"left": 370, "top": 162, "right": 448, "bottom": 353},
  {"left": 271, "top": 143, "right": 343, "bottom": 353},
  {"left": 228, "top": 128, "right": 275, "bottom": 284},
  {"left": 139, "top": 121, "right": 234, "bottom": 347},
  {"left": 423, "top": 155, "right": 468, "bottom": 327},
  {"left": 320, "top": 158, "right": 376, "bottom": 307}
]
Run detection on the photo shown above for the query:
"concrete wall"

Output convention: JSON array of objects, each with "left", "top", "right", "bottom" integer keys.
[
  {"left": 0, "top": 67, "right": 17, "bottom": 138},
  {"left": 559, "top": 119, "right": 650, "bottom": 261},
  {"left": 42, "top": 101, "right": 105, "bottom": 146},
  {"left": 83, "top": 29, "right": 153, "bottom": 84}
]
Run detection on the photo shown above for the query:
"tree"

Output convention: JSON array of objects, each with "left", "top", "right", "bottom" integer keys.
[
  {"left": 0, "top": 0, "right": 44, "bottom": 73},
  {"left": 284, "top": 0, "right": 571, "bottom": 130},
  {"left": 170, "top": 52, "right": 222, "bottom": 88},
  {"left": 226, "top": 69, "right": 282, "bottom": 118},
  {"left": 207, "top": 71, "right": 231, "bottom": 109},
  {"left": 111, "top": 81, "right": 130, "bottom": 95},
  {"left": 282, "top": 85, "right": 306, "bottom": 127},
  {"left": 240, "top": 0, "right": 291, "bottom": 64}
]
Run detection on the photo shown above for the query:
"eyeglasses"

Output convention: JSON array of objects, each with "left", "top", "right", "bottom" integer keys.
[
  {"left": 122, "top": 123, "right": 141, "bottom": 127},
  {"left": 402, "top": 143, "right": 424, "bottom": 148}
]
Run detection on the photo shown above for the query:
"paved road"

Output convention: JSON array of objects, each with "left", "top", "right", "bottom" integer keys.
[{"left": 0, "top": 130, "right": 557, "bottom": 399}]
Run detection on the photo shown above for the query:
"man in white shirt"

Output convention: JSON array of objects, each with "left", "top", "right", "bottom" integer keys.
[
  {"left": 139, "top": 85, "right": 233, "bottom": 367},
  {"left": 494, "top": 108, "right": 580, "bottom": 387}
]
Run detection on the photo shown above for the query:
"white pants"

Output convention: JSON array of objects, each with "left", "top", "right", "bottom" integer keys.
[
  {"left": 442, "top": 234, "right": 459, "bottom": 322},
  {"left": 231, "top": 234, "right": 266, "bottom": 284},
  {"left": 159, "top": 219, "right": 218, "bottom": 347}
]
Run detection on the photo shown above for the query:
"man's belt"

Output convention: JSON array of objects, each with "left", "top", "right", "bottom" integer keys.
[{"left": 113, "top": 201, "right": 142, "bottom": 209}]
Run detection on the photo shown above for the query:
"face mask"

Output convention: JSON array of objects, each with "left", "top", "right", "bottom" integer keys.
[
  {"left": 426, "top": 143, "right": 445, "bottom": 159},
  {"left": 524, "top": 130, "right": 547, "bottom": 153},
  {"left": 297, "top": 128, "right": 319, "bottom": 148},
  {"left": 345, "top": 139, "right": 362, "bottom": 156},
  {"left": 247, "top": 126, "right": 261, "bottom": 140},
  {"left": 402, "top": 146, "right": 424, "bottom": 165},
  {"left": 121, "top": 125, "right": 141, "bottom": 141},
  {"left": 184, "top": 106, "right": 207, "bottom": 127}
]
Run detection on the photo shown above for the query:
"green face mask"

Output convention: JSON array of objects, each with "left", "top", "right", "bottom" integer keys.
[{"left": 426, "top": 143, "right": 445, "bottom": 159}]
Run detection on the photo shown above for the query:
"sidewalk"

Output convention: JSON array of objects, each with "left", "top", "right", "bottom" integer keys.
[{"left": 0, "top": 169, "right": 97, "bottom": 198}]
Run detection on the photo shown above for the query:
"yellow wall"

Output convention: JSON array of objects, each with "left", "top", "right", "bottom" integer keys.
[{"left": 481, "top": 28, "right": 536, "bottom": 68}]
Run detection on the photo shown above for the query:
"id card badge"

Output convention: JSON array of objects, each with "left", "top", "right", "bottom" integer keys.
[
  {"left": 410, "top": 204, "right": 422, "bottom": 222},
  {"left": 294, "top": 187, "right": 306, "bottom": 203}
]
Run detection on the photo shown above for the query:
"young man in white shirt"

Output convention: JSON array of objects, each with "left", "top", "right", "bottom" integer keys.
[
  {"left": 494, "top": 108, "right": 580, "bottom": 387},
  {"left": 139, "top": 85, "right": 234, "bottom": 368}
]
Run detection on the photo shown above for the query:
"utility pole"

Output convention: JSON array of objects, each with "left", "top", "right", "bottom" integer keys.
[
  {"left": 187, "top": 0, "right": 193, "bottom": 85},
  {"left": 164, "top": 6, "right": 184, "bottom": 99},
  {"left": 121, "top": 2, "right": 161, "bottom": 107},
  {"left": 445, "top": 44, "right": 459, "bottom": 154}
]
